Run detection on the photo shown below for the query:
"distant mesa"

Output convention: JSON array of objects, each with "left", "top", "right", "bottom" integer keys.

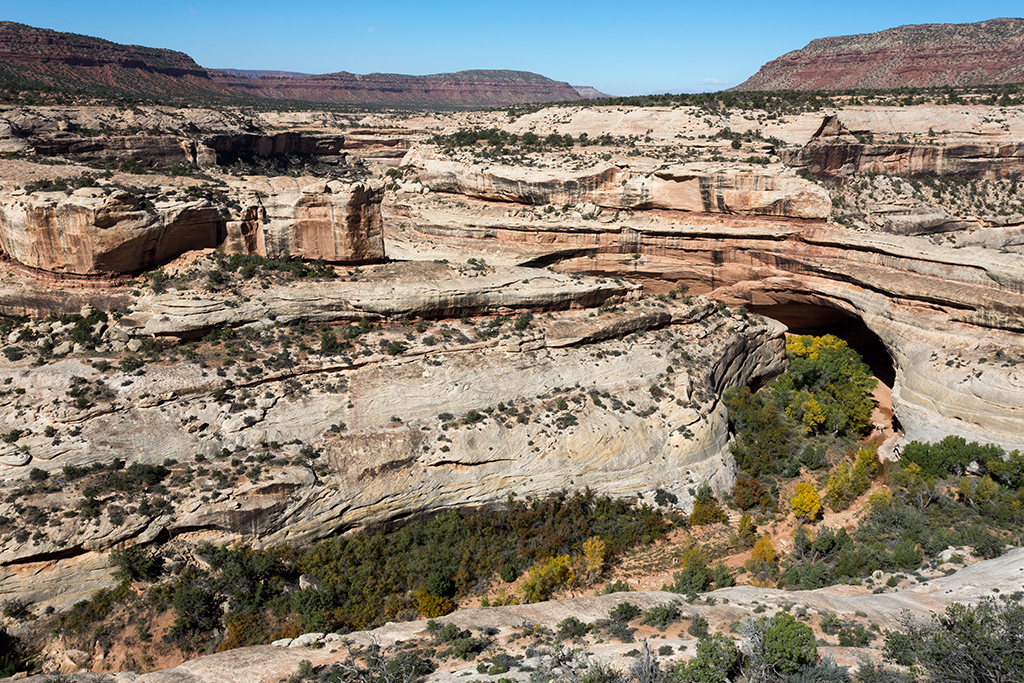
[
  {"left": 733, "top": 17, "right": 1024, "bottom": 91},
  {"left": 0, "top": 21, "right": 607, "bottom": 107},
  {"left": 216, "top": 69, "right": 313, "bottom": 79},
  {"left": 212, "top": 68, "right": 609, "bottom": 108}
]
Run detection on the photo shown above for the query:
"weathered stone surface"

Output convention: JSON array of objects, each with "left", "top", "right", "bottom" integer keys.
[
  {"left": 221, "top": 178, "right": 384, "bottom": 264},
  {"left": 0, "top": 293, "right": 783, "bottom": 572},
  {"left": 31, "top": 135, "right": 198, "bottom": 169},
  {"left": 0, "top": 117, "right": 31, "bottom": 153},
  {"left": 783, "top": 115, "right": 1024, "bottom": 179},
  {"left": 403, "top": 151, "right": 832, "bottom": 218},
  {"left": 0, "top": 177, "right": 384, "bottom": 275},
  {"left": 130, "top": 262, "right": 638, "bottom": 336},
  {"left": 391, "top": 194, "right": 1024, "bottom": 451}
]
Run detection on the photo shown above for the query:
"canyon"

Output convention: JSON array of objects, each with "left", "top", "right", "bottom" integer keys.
[{"left": 0, "top": 95, "right": 1022, "bottom": 679}]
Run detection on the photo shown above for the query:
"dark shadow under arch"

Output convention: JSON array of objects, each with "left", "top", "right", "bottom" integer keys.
[{"left": 750, "top": 302, "right": 896, "bottom": 389}]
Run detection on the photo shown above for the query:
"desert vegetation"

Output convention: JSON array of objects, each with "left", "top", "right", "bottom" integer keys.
[{"left": 3, "top": 24, "right": 1024, "bottom": 680}]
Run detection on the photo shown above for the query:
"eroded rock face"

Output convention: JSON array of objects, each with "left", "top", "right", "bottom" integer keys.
[
  {"left": 403, "top": 151, "right": 832, "bottom": 218},
  {"left": 130, "top": 262, "right": 638, "bottom": 336},
  {"left": 0, "top": 177, "right": 384, "bottom": 274},
  {"left": 782, "top": 116, "right": 1024, "bottom": 179},
  {"left": 390, "top": 186, "right": 1024, "bottom": 452},
  {"left": 0, "top": 276, "right": 784, "bottom": 610}
]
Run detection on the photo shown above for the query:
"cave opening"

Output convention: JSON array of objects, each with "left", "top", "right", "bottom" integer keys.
[
  {"left": 750, "top": 302, "right": 901, "bottom": 434},
  {"left": 750, "top": 302, "right": 895, "bottom": 387}
]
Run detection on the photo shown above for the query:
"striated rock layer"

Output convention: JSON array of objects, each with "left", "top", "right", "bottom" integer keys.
[
  {"left": 734, "top": 18, "right": 1024, "bottom": 91},
  {"left": 390, "top": 157, "right": 1024, "bottom": 451},
  {"left": 782, "top": 115, "right": 1024, "bottom": 180},
  {"left": 0, "top": 272, "right": 785, "bottom": 610},
  {"left": 0, "top": 177, "right": 384, "bottom": 275},
  {"left": 405, "top": 150, "right": 832, "bottom": 218}
]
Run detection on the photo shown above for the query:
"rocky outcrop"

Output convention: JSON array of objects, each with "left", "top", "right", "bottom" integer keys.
[
  {"left": 0, "top": 279, "right": 785, "bottom": 609},
  {"left": 403, "top": 151, "right": 832, "bottom": 218},
  {"left": 31, "top": 134, "right": 200, "bottom": 169},
  {"left": 782, "top": 115, "right": 1024, "bottom": 179},
  {"left": 130, "top": 262, "right": 639, "bottom": 336},
  {"left": 4, "top": 126, "right": 409, "bottom": 171},
  {"left": 0, "top": 177, "right": 384, "bottom": 274},
  {"left": 733, "top": 18, "right": 1024, "bottom": 91},
  {"left": 391, "top": 187, "right": 1024, "bottom": 451}
]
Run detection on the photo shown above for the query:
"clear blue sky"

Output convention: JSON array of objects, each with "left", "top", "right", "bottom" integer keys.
[{"left": 4, "top": 2, "right": 1023, "bottom": 95}]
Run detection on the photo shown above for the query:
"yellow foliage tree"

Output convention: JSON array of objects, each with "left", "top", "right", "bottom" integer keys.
[
  {"left": 745, "top": 534, "right": 779, "bottom": 587},
  {"left": 520, "top": 555, "right": 576, "bottom": 604},
  {"left": 853, "top": 447, "right": 879, "bottom": 480},
  {"left": 790, "top": 482, "right": 822, "bottom": 521},
  {"left": 578, "top": 536, "right": 608, "bottom": 586},
  {"left": 826, "top": 447, "right": 878, "bottom": 511},
  {"left": 786, "top": 333, "right": 848, "bottom": 360},
  {"left": 413, "top": 588, "right": 455, "bottom": 618},
  {"left": 800, "top": 398, "right": 827, "bottom": 432},
  {"left": 751, "top": 534, "right": 777, "bottom": 565}
]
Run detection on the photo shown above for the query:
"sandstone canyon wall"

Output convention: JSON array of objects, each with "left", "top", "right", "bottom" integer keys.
[
  {"left": 0, "top": 177, "right": 384, "bottom": 275},
  {"left": 396, "top": 153, "right": 1024, "bottom": 453}
]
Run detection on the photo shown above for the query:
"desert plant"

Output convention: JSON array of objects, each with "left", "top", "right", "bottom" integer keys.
[{"left": 791, "top": 483, "right": 822, "bottom": 521}]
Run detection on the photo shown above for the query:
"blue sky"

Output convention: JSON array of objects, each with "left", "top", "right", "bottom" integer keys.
[{"left": 4, "top": 2, "right": 1023, "bottom": 95}]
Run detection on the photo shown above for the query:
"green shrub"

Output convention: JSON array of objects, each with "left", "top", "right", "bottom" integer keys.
[
  {"left": 600, "top": 579, "right": 632, "bottom": 594},
  {"left": 555, "top": 616, "right": 590, "bottom": 641},
  {"left": 687, "top": 614, "right": 710, "bottom": 638},
  {"left": 110, "top": 544, "right": 163, "bottom": 582},
  {"left": 425, "top": 571, "right": 454, "bottom": 598},
  {"left": 882, "top": 598, "right": 1024, "bottom": 681},
  {"left": 1, "top": 599, "right": 30, "bottom": 620},
  {"left": 672, "top": 633, "right": 740, "bottom": 682},
  {"left": 901, "top": 435, "right": 1005, "bottom": 479},
  {"left": 689, "top": 482, "right": 727, "bottom": 525},
  {"left": 710, "top": 561, "right": 735, "bottom": 588},
  {"left": 609, "top": 601, "right": 642, "bottom": 623},
  {"left": 838, "top": 624, "right": 874, "bottom": 647},
  {"left": 641, "top": 602, "right": 682, "bottom": 630},
  {"left": 765, "top": 612, "right": 818, "bottom": 674},
  {"left": 499, "top": 563, "right": 518, "bottom": 583}
]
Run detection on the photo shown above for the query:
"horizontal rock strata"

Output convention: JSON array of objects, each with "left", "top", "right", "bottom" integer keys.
[
  {"left": 0, "top": 287, "right": 785, "bottom": 610},
  {"left": 0, "top": 177, "right": 384, "bottom": 274},
  {"left": 392, "top": 195, "right": 1024, "bottom": 451},
  {"left": 403, "top": 151, "right": 832, "bottom": 219},
  {"left": 783, "top": 116, "right": 1024, "bottom": 179}
]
